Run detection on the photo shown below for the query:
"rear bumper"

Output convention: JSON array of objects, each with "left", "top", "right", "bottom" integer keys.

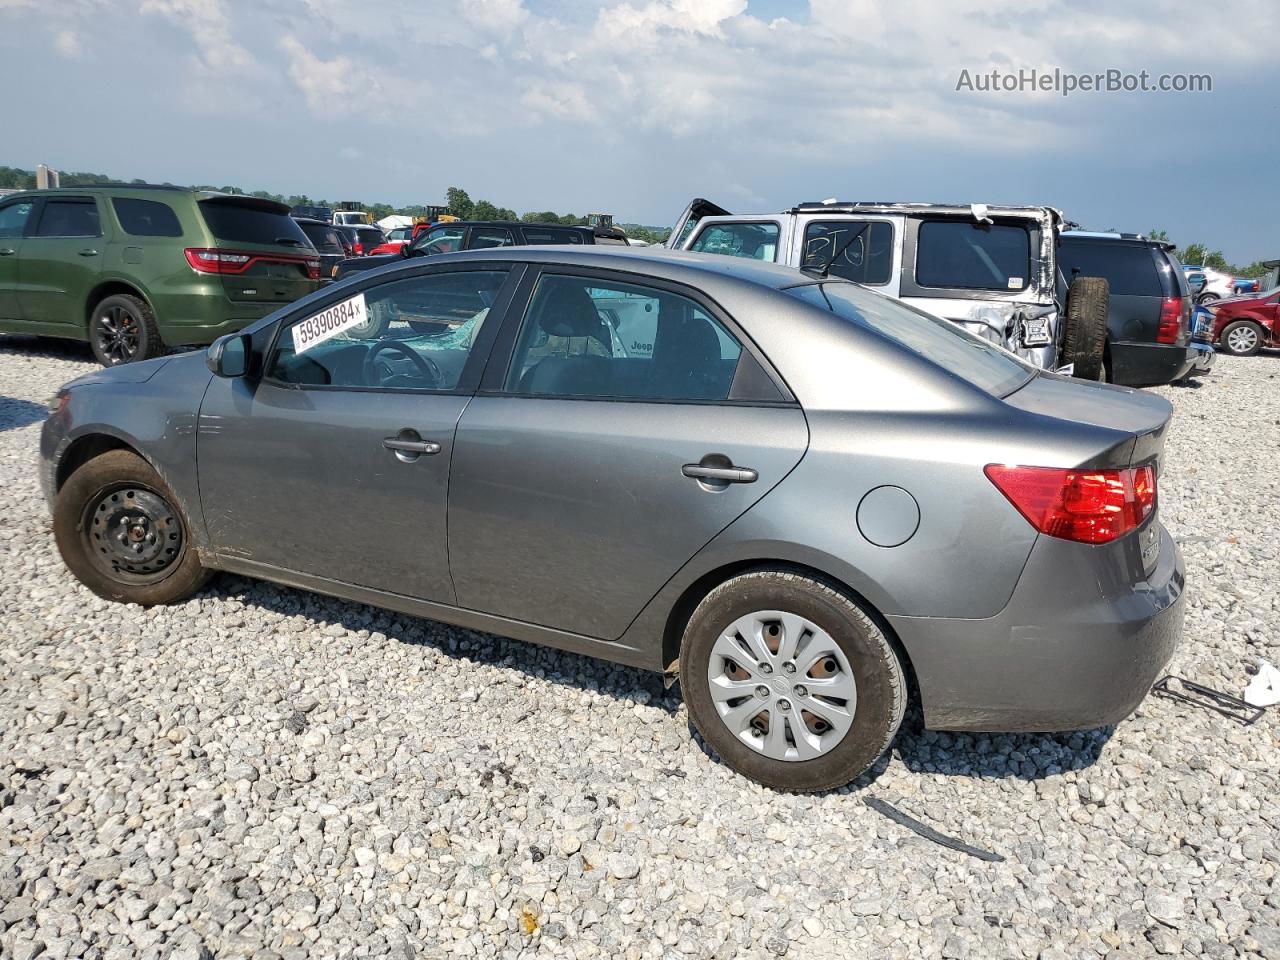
[
  {"left": 1108, "top": 341, "right": 1194, "bottom": 387},
  {"left": 888, "top": 524, "right": 1185, "bottom": 732},
  {"left": 1188, "top": 342, "right": 1216, "bottom": 376}
]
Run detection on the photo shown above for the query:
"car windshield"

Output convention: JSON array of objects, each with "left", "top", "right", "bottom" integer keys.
[
  {"left": 785, "top": 281, "right": 1036, "bottom": 397},
  {"left": 295, "top": 221, "right": 344, "bottom": 255}
]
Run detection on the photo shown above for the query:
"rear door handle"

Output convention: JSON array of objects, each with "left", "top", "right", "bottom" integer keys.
[
  {"left": 383, "top": 438, "right": 441, "bottom": 455},
  {"left": 682, "top": 463, "right": 758, "bottom": 484},
  {"left": 78, "top": 249, "right": 99, "bottom": 257},
  {"left": 0, "top": 248, "right": 14, "bottom": 256}
]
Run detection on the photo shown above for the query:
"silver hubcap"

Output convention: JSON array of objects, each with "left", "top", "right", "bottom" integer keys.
[
  {"left": 1227, "top": 327, "right": 1258, "bottom": 353},
  {"left": 705, "top": 610, "right": 857, "bottom": 762}
]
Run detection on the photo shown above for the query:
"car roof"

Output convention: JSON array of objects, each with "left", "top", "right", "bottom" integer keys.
[
  {"left": 416, "top": 245, "right": 814, "bottom": 290},
  {"left": 788, "top": 200, "right": 1063, "bottom": 222}
]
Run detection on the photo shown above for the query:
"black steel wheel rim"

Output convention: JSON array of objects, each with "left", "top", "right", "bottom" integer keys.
[
  {"left": 82, "top": 485, "right": 183, "bottom": 582},
  {"left": 95, "top": 306, "right": 141, "bottom": 364}
]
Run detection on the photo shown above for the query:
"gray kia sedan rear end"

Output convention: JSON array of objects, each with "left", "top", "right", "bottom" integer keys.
[{"left": 40, "top": 247, "right": 1184, "bottom": 791}]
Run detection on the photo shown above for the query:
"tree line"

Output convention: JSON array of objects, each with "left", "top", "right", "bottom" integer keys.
[{"left": 0, "top": 167, "right": 670, "bottom": 244}]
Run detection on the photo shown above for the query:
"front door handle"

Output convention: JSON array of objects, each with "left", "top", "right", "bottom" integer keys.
[
  {"left": 78, "top": 249, "right": 99, "bottom": 257},
  {"left": 384, "top": 437, "right": 441, "bottom": 455},
  {"left": 0, "top": 248, "right": 14, "bottom": 256},
  {"left": 682, "top": 463, "right": 758, "bottom": 484}
]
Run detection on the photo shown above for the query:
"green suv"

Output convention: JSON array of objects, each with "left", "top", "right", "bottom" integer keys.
[{"left": 0, "top": 185, "right": 323, "bottom": 364}]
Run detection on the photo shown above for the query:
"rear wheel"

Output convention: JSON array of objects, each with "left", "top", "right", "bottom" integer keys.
[
  {"left": 89, "top": 293, "right": 162, "bottom": 366},
  {"left": 1197, "top": 291, "right": 1220, "bottom": 306},
  {"left": 53, "top": 449, "right": 210, "bottom": 605},
  {"left": 1060, "top": 276, "right": 1109, "bottom": 380},
  {"left": 1220, "top": 320, "right": 1263, "bottom": 357},
  {"left": 682, "top": 569, "right": 906, "bottom": 792}
]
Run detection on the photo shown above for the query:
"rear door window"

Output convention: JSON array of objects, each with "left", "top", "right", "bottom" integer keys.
[
  {"left": 1059, "top": 241, "right": 1161, "bottom": 296},
  {"left": 916, "top": 221, "right": 1031, "bottom": 291},
  {"left": 800, "top": 221, "right": 893, "bottom": 284},
  {"left": 199, "top": 201, "right": 311, "bottom": 248},
  {"left": 34, "top": 199, "right": 100, "bottom": 237},
  {"left": 689, "top": 223, "right": 780, "bottom": 261},
  {"left": 505, "top": 274, "right": 743, "bottom": 401},
  {"left": 112, "top": 197, "right": 183, "bottom": 237},
  {"left": 467, "top": 227, "right": 514, "bottom": 249}
]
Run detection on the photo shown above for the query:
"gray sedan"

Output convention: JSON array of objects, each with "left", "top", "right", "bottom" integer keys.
[{"left": 40, "top": 247, "right": 1185, "bottom": 791}]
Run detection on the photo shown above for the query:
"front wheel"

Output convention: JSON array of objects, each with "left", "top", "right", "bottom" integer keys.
[
  {"left": 53, "top": 449, "right": 210, "bottom": 605},
  {"left": 89, "top": 293, "right": 163, "bottom": 366},
  {"left": 1220, "top": 320, "right": 1263, "bottom": 357},
  {"left": 682, "top": 569, "right": 906, "bottom": 792}
]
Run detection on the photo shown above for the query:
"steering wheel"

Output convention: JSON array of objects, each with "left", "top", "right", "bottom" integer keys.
[{"left": 362, "top": 340, "right": 443, "bottom": 389}]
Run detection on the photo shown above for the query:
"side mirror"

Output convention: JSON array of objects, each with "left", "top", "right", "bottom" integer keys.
[
  {"left": 400, "top": 241, "right": 414, "bottom": 258},
  {"left": 206, "top": 332, "right": 251, "bottom": 378}
]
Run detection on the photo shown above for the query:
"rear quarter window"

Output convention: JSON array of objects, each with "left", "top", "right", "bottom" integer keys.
[
  {"left": 522, "top": 227, "right": 586, "bottom": 244},
  {"left": 200, "top": 201, "right": 311, "bottom": 247},
  {"left": 1059, "top": 241, "right": 1162, "bottom": 296},
  {"left": 112, "top": 197, "right": 183, "bottom": 237},
  {"left": 916, "top": 220, "right": 1031, "bottom": 292}
]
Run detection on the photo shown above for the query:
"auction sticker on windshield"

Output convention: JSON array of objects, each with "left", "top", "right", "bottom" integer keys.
[{"left": 292, "top": 293, "right": 369, "bottom": 355}]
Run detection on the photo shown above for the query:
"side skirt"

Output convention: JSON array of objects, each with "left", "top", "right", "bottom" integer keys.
[{"left": 210, "top": 554, "right": 659, "bottom": 673}]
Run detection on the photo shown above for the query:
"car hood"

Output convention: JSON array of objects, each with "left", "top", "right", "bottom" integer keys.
[
  {"left": 65, "top": 355, "right": 176, "bottom": 389},
  {"left": 337, "top": 253, "right": 402, "bottom": 276}
]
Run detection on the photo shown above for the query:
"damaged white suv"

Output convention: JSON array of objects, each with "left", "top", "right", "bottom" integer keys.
[{"left": 668, "top": 198, "right": 1108, "bottom": 377}]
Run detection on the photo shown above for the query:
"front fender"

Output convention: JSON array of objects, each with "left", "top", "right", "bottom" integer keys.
[{"left": 40, "top": 354, "right": 213, "bottom": 549}]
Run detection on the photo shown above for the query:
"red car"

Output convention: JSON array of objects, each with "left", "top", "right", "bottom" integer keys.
[
  {"left": 367, "top": 223, "right": 435, "bottom": 256},
  {"left": 1210, "top": 286, "right": 1280, "bottom": 356}
]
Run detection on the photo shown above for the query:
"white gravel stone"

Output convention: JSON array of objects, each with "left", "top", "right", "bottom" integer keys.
[{"left": 1, "top": 338, "right": 1277, "bottom": 960}]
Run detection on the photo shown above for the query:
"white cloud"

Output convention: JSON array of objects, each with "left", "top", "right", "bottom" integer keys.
[
  {"left": 139, "top": 0, "right": 252, "bottom": 72},
  {"left": 280, "top": 34, "right": 358, "bottom": 115},
  {"left": 53, "top": 29, "right": 81, "bottom": 58}
]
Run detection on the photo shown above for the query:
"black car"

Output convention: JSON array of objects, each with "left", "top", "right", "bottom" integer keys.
[
  {"left": 336, "top": 220, "right": 596, "bottom": 279},
  {"left": 292, "top": 217, "right": 347, "bottom": 281},
  {"left": 1058, "top": 232, "right": 1213, "bottom": 386},
  {"left": 352, "top": 224, "right": 385, "bottom": 255}
]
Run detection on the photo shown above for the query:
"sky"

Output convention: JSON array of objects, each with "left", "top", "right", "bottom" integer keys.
[{"left": 2, "top": 0, "right": 1275, "bottom": 263}]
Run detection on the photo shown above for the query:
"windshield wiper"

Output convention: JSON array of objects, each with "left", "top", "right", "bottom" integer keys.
[{"left": 274, "top": 237, "right": 306, "bottom": 247}]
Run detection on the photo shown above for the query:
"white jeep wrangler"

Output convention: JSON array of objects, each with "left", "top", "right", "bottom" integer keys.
[{"left": 668, "top": 198, "right": 1108, "bottom": 377}]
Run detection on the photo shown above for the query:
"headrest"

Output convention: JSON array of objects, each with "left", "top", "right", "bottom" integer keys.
[{"left": 535, "top": 280, "right": 606, "bottom": 340}]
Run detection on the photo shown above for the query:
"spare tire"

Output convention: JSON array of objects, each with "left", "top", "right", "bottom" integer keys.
[{"left": 1061, "top": 276, "right": 1109, "bottom": 381}]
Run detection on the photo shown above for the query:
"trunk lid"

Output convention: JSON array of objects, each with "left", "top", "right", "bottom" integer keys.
[
  {"left": 196, "top": 195, "right": 321, "bottom": 303},
  {"left": 1003, "top": 372, "right": 1173, "bottom": 468}
]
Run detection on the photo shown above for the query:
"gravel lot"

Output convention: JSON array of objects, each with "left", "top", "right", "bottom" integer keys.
[{"left": 1, "top": 336, "right": 1277, "bottom": 960}]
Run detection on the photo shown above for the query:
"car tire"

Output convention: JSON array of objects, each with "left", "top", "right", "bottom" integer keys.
[
  {"left": 1060, "top": 276, "right": 1109, "bottom": 381},
  {"left": 1219, "top": 320, "right": 1263, "bottom": 357},
  {"left": 1197, "top": 292, "right": 1220, "bottom": 305},
  {"left": 53, "top": 449, "right": 211, "bottom": 605},
  {"left": 682, "top": 568, "right": 906, "bottom": 792},
  {"left": 89, "top": 293, "right": 163, "bottom": 366}
]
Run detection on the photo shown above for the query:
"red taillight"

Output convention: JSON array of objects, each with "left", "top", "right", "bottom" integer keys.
[
  {"left": 1156, "top": 297, "right": 1182, "bottom": 344},
  {"left": 185, "top": 247, "right": 320, "bottom": 281},
  {"left": 985, "top": 464, "right": 1157, "bottom": 544},
  {"left": 354, "top": 242, "right": 363, "bottom": 255},
  {"left": 185, "top": 248, "right": 251, "bottom": 274}
]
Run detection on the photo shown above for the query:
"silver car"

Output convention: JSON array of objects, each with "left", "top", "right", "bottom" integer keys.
[{"left": 40, "top": 247, "right": 1185, "bottom": 791}]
